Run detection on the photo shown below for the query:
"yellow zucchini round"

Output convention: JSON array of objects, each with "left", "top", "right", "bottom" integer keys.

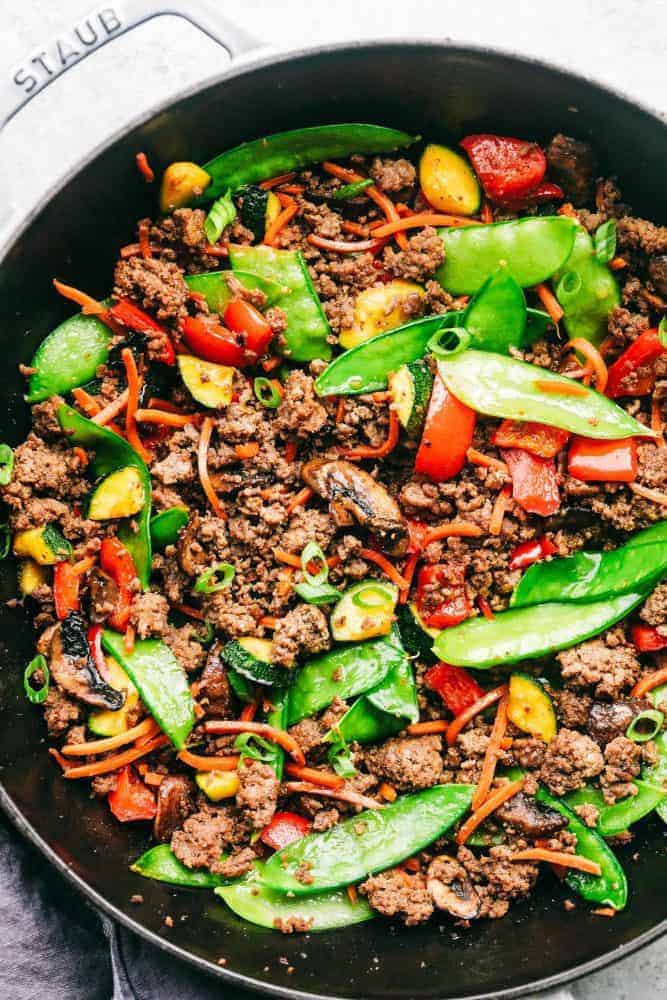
[
  {"left": 88, "top": 467, "right": 145, "bottom": 520},
  {"left": 330, "top": 580, "right": 398, "bottom": 642},
  {"left": 160, "top": 162, "right": 211, "bottom": 213},
  {"left": 507, "top": 673, "right": 557, "bottom": 743},
  {"left": 339, "top": 281, "right": 425, "bottom": 350},
  {"left": 178, "top": 354, "right": 235, "bottom": 409},
  {"left": 88, "top": 658, "right": 139, "bottom": 737},
  {"left": 13, "top": 524, "right": 72, "bottom": 565},
  {"left": 419, "top": 144, "right": 481, "bottom": 216},
  {"left": 18, "top": 559, "right": 49, "bottom": 596},
  {"left": 196, "top": 770, "right": 240, "bottom": 801}
]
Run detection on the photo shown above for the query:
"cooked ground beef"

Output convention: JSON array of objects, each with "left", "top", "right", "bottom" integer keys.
[
  {"left": 130, "top": 590, "right": 170, "bottom": 639},
  {"left": 555, "top": 689, "right": 592, "bottom": 730},
  {"left": 272, "top": 605, "right": 331, "bottom": 667},
  {"left": 599, "top": 735, "right": 642, "bottom": 804},
  {"left": 383, "top": 227, "right": 445, "bottom": 282},
  {"left": 539, "top": 729, "right": 604, "bottom": 796},
  {"left": 236, "top": 759, "right": 279, "bottom": 828},
  {"left": 359, "top": 869, "right": 434, "bottom": 926},
  {"left": 556, "top": 631, "right": 641, "bottom": 699},
  {"left": 273, "top": 370, "right": 328, "bottom": 438},
  {"left": 365, "top": 736, "right": 443, "bottom": 792},
  {"left": 639, "top": 582, "right": 667, "bottom": 626},
  {"left": 369, "top": 157, "right": 417, "bottom": 193},
  {"left": 455, "top": 846, "right": 538, "bottom": 920},
  {"left": 42, "top": 688, "right": 82, "bottom": 737},
  {"left": 113, "top": 256, "right": 188, "bottom": 326},
  {"left": 171, "top": 804, "right": 249, "bottom": 873}
]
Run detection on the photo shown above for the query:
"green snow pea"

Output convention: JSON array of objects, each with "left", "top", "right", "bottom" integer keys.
[
  {"left": 149, "top": 506, "right": 190, "bottom": 550},
  {"left": 198, "top": 124, "right": 417, "bottom": 201},
  {"left": 230, "top": 244, "right": 331, "bottom": 362},
  {"left": 433, "top": 590, "right": 647, "bottom": 668},
  {"left": 511, "top": 521, "right": 667, "bottom": 608},
  {"left": 555, "top": 226, "right": 621, "bottom": 346},
  {"left": 263, "top": 687, "right": 289, "bottom": 782},
  {"left": 315, "top": 315, "right": 446, "bottom": 396},
  {"left": 463, "top": 267, "right": 527, "bottom": 353},
  {"left": 435, "top": 216, "right": 578, "bottom": 295},
  {"left": 131, "top": 844, "right": 227, "bottom": 888},
  {"left": 57, "top": 405, "right": 152, "bottom": 588},
  {"left": 436, "top": 351, "right": 654, "bottom": 439},
  {"left": 645, "top": 686, "right": 667, "bottom": 824},
  {"left": 328, "top": 648, "right": 419, "bottom": 745},
  {"left": 564, "top": 781, "right": 666, "bottom": 838},
  {"left": 445, "top": 306, "right": 553, "bottom": 348},
  {"left": 185, "top": 269, "right": 289, "bottom": 313},
  {"left": 217, "top": 864, "right": 374, "bottom": 930},
  {"left": 102, "top": 630, "right": 195, "bottom": 749},
  {"left": 260, "top": 784, "right": 474, "bottom": 895},
  {"left": 26, "top": 312, "right": 112, "bottom": 404},
  {"left": 535, "top": 787, "right": 628, "bottom": 909}
]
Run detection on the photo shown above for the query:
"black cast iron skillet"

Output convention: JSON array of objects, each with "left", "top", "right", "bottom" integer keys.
[{"left": 0, "top": 3, "right": 665, "bottom": 997}]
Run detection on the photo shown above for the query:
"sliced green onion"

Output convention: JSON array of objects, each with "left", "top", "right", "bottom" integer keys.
[
  {"left": 300, "top": 541, "right": 328, "bottom": 586},
  {"left": 351, "top": 583, "right": 395, "bottom": 609},
  {"left": 0, "top": 444, "right": 14, "bottom": 486},
  {"left": 556, "top": 270, "right": 583, "bottom": 302},
  {"left": 195, "top": 621, "right": 215, "bottom": 646},
  {"left": 194, "top": 562, "right": 235, "bottom": 594},
  {"left": 234, "top": 732, "right": 276, "bottom": 762},
  {"left": 428, "top": 326, "right": 470, "bottom": 359},
  {"left": 0, "top": 524, "right": 9, "bottom": 560},
  {"left": 294, "top": 581, "right": 342, "bottom": 605},
  {"left": 24, "top": 654, "right": 49, "bottom": 704},
  {"left": 204, "top": 189, "right": 237, "bottom": 244},
  {"left": 332, "top": 178, "right": 374, "bottom": 201},
  {"left": 594, "top": 219, "right": 617, "bottom": 265},
  {"left": 626, "top": 709, "right": 664, "bottom": 743},
  {"left": 659, "top": 315, "right": 667, "bottom": 345},
  {"left": 327, "top": 740, "right": 357, "bottom": 777},
  {"left": 253, "top": 377, "right": 282, "bottom": 409}
]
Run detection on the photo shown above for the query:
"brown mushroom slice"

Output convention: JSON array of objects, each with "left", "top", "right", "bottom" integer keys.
[
  {"left": 302, "top": 458, "right": 409, "bottom": 556},
  {"left": 587, "top": 699, "right": 651, "bottom": 748},
  {"left": 87, "top": 568, "right": 120, "bottom": 624},
  {"left": 495, "top": 792, "right": 568, "bottom": 838},
  {"left": 153, "top": 775, "right": 195, "bottom": 843},
  {"left": 199, "top": 643, "right": 234, "bottom": 717},
  {"left": 48, "top": 613, "right": 125, "bottom": 711},
  {"left": 427, "top": 875, "right": 480, "bottom": 920}
]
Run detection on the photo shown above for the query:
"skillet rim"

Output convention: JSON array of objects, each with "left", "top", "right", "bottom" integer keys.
[{"left": 0, "top": 35, "right": 665, "bottom": 1000}]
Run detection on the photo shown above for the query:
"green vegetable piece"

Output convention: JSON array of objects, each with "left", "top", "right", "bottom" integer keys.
[
  {"left": 643, "top": 687, "right": 667, "bottom": 824},
  {"left": 555, "top": 227, "right": 621, "bottom": 346},
  {"left": 26, "top": 313, "right": 112, "bottom": 404},
  {"left": 204, "top": 190, "right": 236, "bottom": 244},
  {"left": 388, "top": 359, "right": 433, "bottom": 438},
  {"left": 184, "top": 269, "right": 289, "bottom": 312},
  {"left": 436, "top": 351, "right": 654, "bottom": 440},
  {"left": 463, "top": 268, "right": 527, "bottom": 353},
  {"left": 131, "top": 844, "right": 227, "bottom": 888},
  {"left": 433, "top": 591, "right": 647, "bottom": 668},
  {"left": 395, "top": 602, "right": 437, "bottom": 664},
  {"left": 332, "top": 650, "right": 419, "bottom": 745},
  {"left": 436, "top": 216, "right": 578, "bottom": 295},
  {"left": 150, "top": 506, "right": 189, "bottom": 550},
  {"left": 565, "top": 781, "right": 666, "bottom": 838},
  {"left": 511, "top": 522, "right": 667, "bottom": 608},
  {"left": 286, "top": 630, "right": 405, "bottom": 725},
  {"left": 523, "top": 307, "right": 555, "bottom": 343},
  {"left": 195, "top": 561, "right": 235, "bottom": 594},
  {"left": 0, "top": 444, "right": 14, "bottom": 486},
  {"left": 293, "top": 580, "right": 342, "bottom": 605},
  {"left": 102, "top": 630, "right": 195, "bottom": 749},
  {"left": 57, "top": 405, "right": 152, "bottom": 588},
  {"left": 221, "top": 638, "right": 286, "bottom": 687},
  {"left": 333, "top": 178, "right": 374, "bottom": 201},
  {"left": 230, "top": 244, "right": 331, "bottom": 363},
  {"left": 535, "top": 787, "right": 628, "bottom": 909},
  {"left": 216, "top": 865, "right": 374, "bottom": 930},
  {"left": 626, "top": 709, "right": 664, "bottom": 743},
  {"left": 315, "top": 315, "right": 447, "bottom": 397},
  {"left": 264, "top": 687, "right": 289, "bottom": 781},
  {"left": 199, "top": 124, "right": 417, "bottom": 201},
  {"left": 594, "top": 219, "right": 617, "bottom": 265},
  {"left": 24, "top": 654, "right": 50, "bottom": 704},
  {"left": 260, "top": 784, "right": 474, "bottom": 895},
  {"left": 0, "top": 524, "right": 10, "bottom": 561}
]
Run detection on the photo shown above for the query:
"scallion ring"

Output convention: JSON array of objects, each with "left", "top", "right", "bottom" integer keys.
[
  {"left": 294, "top": 581, "right": 341, "bottom": 605},
  {"left": 24, "top": 654, "right": 50, "bottom": 704},
  {"left": 428, "top": 326, "right": 471, "bottom": 359},
  {"left": 300, "top": 541, "right": 328, "bottom": 586},
  {"left": 194, "top": 562, "right": 235, "bottom": 594},
  {"left": 0, "top": 444, "right": 14, "bottom": 486},
  {"left": 0, "top": 524, "right": 10, "bottom": 561},
  {"left": 556, "top": 270, "right": 583, "bottom": 303},
  {"left": 195, "top": 621, "right": 215, "bottom": 645},
  {"left": 351, "top": 583, "right": 395, "bottom": 609},
  {"left": 254, "top": 376, "right": 282, "bottom": 409},
  {"left": 626, "top": 708, "right": 664, "bottom": 743}
]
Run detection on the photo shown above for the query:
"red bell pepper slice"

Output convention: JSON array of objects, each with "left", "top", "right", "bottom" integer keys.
[
  {"left": 100, "top": 537, "right": 139, "bottom": 632},
  {"left": 501, "top": 448, "right": 560, "bottom": 517},
  {"left": 509, "top": 536, "right": 558, "bottom": 571},
  {"left": 424, "top": 662, "right": 483, "bottom": 716},
  {"left": 260, "top": 811, "right": 312, "bottom": 851},
  {"left": 182, "top": 314, "right": 252, "bottom": 367},
  {"left": 416, "top": 563, "right": 472, "bottom": 629},
  {"left": 108, "top": 766, "right": 156, "bottom": 822},
  {"left": 415, "top": 376, "right": 476, "bottom": 482},
  {"left": 109, "top": 298, "right": 176, "bottom": 365},
  {"left": 631, "top": 624, "right": 667, "bottom": 652},
  {"left": 460, "top": 134, "right": 547, "bottom": 204},
  {"left": 567, "top": 437, "right": 638, "bottom": 483},
  {"left": 493, "top": 419, "right": 570, "bottom": 459},
  {"left": 53, "top": 562, "right": 82, "bottom": 620},
  {"left": 223, "top": 299, "right": 273, "bottom": 358},
  {"left": 606, "top": 327, "right": 667, "bottom": 398},
  {"left": 501, "top": 181, "right": 564, "bottom": 211},
  {"left": 87, "top": 624, "right": 111, "bottom": 681}
]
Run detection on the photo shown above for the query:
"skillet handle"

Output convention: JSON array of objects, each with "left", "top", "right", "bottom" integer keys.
[{"left": 0, "top": 0, "right": 261, "bottom": 129}]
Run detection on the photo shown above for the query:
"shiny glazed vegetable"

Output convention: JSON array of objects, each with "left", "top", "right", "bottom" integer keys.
[
  {"left": 332, "top": 649, "right": 419, "bottom": 744},
  {"left": 131, "top": 844, "right": 227, "bottom": 888},
  {"left": 463, "top": 267, "right": 527, "bottom": 353},
  {"left": 26, "top": 312, "right": 111, "bottom": 403},
  {"left": 564, "top": 782, "right": 666, "bottom": 838},
  {"left": 554, "top": 227, "right": 621, "bottom": 346}
]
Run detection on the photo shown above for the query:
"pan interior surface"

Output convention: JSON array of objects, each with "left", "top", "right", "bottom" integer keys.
[{"left": 0, "top": 42, "right": 665, "bottom": 1000}]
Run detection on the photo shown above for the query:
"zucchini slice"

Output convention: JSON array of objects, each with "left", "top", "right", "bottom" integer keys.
[
  {"left": 330, "top": 580, "right": 398, "bottom": 643},
  {"left": 18, "top": 559, "right": 49, "bottom": 596},
  {"left": 160, "top": 161, "right": 211, "bottom": 213},
  {"left": 388, "top": 359, "right": 433, "bottom": 438},
  {"left": 395, "top": 602, "right": 438, "bottom": 662},
  {"left": 195, "top": 770, "right": 240, "bottom": 801},
  {"left": 88, "top": 657, "right": 139, "bottom": 737},
  {"left": 221, "top": 637, "right": 285, "bottom": 686},
  {"left": 13, "top": 524, "right": 72, "bottom": 565},
  {"left": 507, "top": 673, "right": 557, "bottom": 742},
  {"left": 240, "top": 185, "right": 281, "bottom": 242},
  {"left": 339, "top": 281, "right": 425, "bottom": 350},
  {"left": 177, "top": 354, "right": 235, "bottom": 409},
  {"left": 419, "top": 144, "right": 481, "bottom": 216},
  {"left": 88, "top": 466, "right": 145, "bottom": 520}
]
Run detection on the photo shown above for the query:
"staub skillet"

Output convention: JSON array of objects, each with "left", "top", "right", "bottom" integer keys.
[{"left": 0, "top": 2, "right": 665, "bottom": 997}]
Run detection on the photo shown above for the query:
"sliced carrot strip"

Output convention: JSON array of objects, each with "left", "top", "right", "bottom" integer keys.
[
  {"left": 609, "top": 257, "right": 627, "bottom": 271},
  {"left": 378, "top": 782, "right": 397, "bottom": 802},
  {"left": 135, "top": 408, "right": 198, "bottom": 428},
  {"left": 371, "top": 213, "right": 479, "bottom": 238},
  {"left": 359, "top": 548, "right": 409, "bottom": 591},
  {"left": 135, "top": 152, "right": 154, "bottom": 183},
  {"left": 346, "top": 884, "right": 359, "bottom": 905},
  {"left": 124, "top": 625, "right": 136, "bottom": 654},
  {"left": 472, "top": 692, "right": 509, "bottom": 810},
  {"left": 264, "top": 203, "right": 299, "bottom": 247},
  {"left": 177, "top": 749, "right": 240, "bottom": 772},
  {"left": 198, "top": 416, "right": 226, "bottom": 519},
  {"left": 341, "top": 220, "right": 371, "bottom": 238},
  {"left": 282, "top": 764, "right": 344, "bottom": 790},
  {"left": 53, "top": 734, "right": 169, "bottom": 779},
  {"left": 399, "top": 552, "right": 419, "bottom": 604},
  {"left": 565, "top": 338, "right": 608, "bottom": 394},
  {"left": 446, "top": 685, "right": 507, "bottom": 746},
  {"left": 406, "top": 720, "right": 449, "bottom": 736},
  {"left": 240, "top": 700, "right": 259, "bottom": 722},
  {"left": 510, "top": 848, "right": 602, "bottom": 877},
  {"left": 467, "top": 448, "right": 509, "bottom": 473},
  {"left": 534, "top": 379, "right": 588, "bottom": 397},
  {"left": 534, "top": 283, "right": 564, "bottom": 324},
  {"left": 121, "top": 348, "right": 152, "bottom": 463},
  {"left": 260, "top": 171, "right": 297, "bottom": 190},
  {"left": 61, "top": 718, "right": 159, "bottom": 757},
  {"left": 631, "top": 666, "right": 667, "bottom": 698},
  {"left": 53, "top": 279, "right": 109, "bottom": 319},
  {"left": 203, "top": 720, "right": 305, "bottom": 766},
  {"left": 489, "top": 485, "right": 511, "bottom": 536},
  {"left": 72, "top": 387, "right": 102, "bottom": 416},
  {"left": 171, "top": 602, "right": 205, "bottom": 621},
  {"left": 234, "top": 441, "right": 260, "bottom": 460},
  {"left": 421, "top": 520, "right": 483, "bottom": 546},
  {"left": 321, "top": 160, "right": 409, "bottom": 249},
  {"left": 259, "top": 616, "right": 278, "bottom": 629},
  {"left": 456, "top": 778, "right": 525, "bottom": 845},
  {"left": 307, "top": 233, "right": 383, "bottom": 254},
  {"left": 286, "top": 487, "right": 313, "bottom": 515},
  {"left": 339, "top": 407, "right": 400, "bottom": 460},
  {"left": 91, "top": 390, "right": 130, "bottom": 426}
]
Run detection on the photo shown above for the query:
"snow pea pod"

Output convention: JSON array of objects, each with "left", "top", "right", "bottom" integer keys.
[
  {"left": 435, "top": 216, "right": 578, "bottom": 295},
  {"left": 329, "top": 649, "right": 419, "bottom": 744},
  {"left": 26, "top": 312, "right": 111, "bottom": 403},
  {"left": 564, "top": 781, "right": 666, "bottom": 838},
  {"left": 185, "top": 269, "right": 290, "bottom": 313},
  {"left": 433, "top": 590, "right": 647, "bottom": 668},
  {"left": 436, "top": 352, "right": 654, "bottom": 439},
  {"left": 645, "top": 686, "right": 667, "bottom": 824},
  {"left": 230, "top": 244, "right": 331, "bottom": 362},
  {"left": 555, "top": 226, "right": 621, "bottom": 346},
  {"left": 57, "top": 405, "right": 152, "bottom": 588},
  {"left": 535, "top": 787, "right": 628, "bottom": 909},
  {"left": 260, "top": 784, "right": 474, "bottom": 895},
  {"left": 511, "top": 522, "right": 667, "bottom": 608},
  {"left": 198, "top": 124, "right": 417, "bottom": 201},
  {"left": 263, "top": 687, "right": 289, "bottom": 782},
  {"left": 150, "top": 506, "right": 189, "bottom": 551},
  {"left": 102, "top": 630, "right": 195, "bottom": 749},
  {"left": 131, "top": 844, "right": 227, "bottom": 888},
  {"left": 463, "top": 268, "right": 527, "bottom": 353},
  {"left": 217, "top": 864, "right": 374, "bottom": 930}
]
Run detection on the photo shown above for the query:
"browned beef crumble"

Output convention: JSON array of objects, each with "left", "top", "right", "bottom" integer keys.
[
  {"left": 359, "top": 869, "right": 434, "bottom": 926},
  {"left": 539, "top": 729, "right": 604, "bottom": 796}
]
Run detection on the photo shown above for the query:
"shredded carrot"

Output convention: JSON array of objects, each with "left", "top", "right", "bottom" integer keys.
[
  {"left": 72, "top": 446, "right": 88, "bottom": 466},
  {"left": 71, "top": 387, "right": 101, "bottom": 416},
  {"left": 510, "top": 848, "right": 602, "bottom": 877},
  {"left": 240, "top": 700, "right": 258, "bottom": 722},
  {"left": 234, "top": 441, "right": 260, "bottom": 460},
  {"left": 402, "top": 856, "right": 421, "bottom": 873},
  {"left": 52, "top": 734, "right": 169, "bottom": 779},
  {"left": 205, "top": 244, "right": 229, "bottom": 258},
  {"left": 261, "top": 356, "right": 282, "bottom": 373},
  {"left": 143, "top": 771, "right": 165, "bottom": 787},
  {"left": 91, "top": 390, "right": 129, "bottom": 426},
  {"left": 341, "top": 220, "right": 370, "bottom": 238},
  {"left": 336, "top": 397, "right": 347, "bottom": 424},
  {"left": 630, "top": 482, "right": 667, "bottom": 506},
  {"left": 631, "top": 666, "right": 667, "bottom": 698},
  {"left": 359, "top": 548, "right": 409, "bottom": 591},
  {"left": 120, "top": 242, "right": 160, "bottom": 259},
  {"left": 446, "top": 685, "right": 507, "bottom": 746},
  {"left": 121, "top": 348, "right": 152, "bottom": 463},
  {"left": 71, "top": 556, "right": 97, "bottom": 576},
  {"left": 134, "top": 408, "right": 197, "bottom": 428},
  {"left": 477, "top": 596, "right": 495, "bottom": 621},
  {"left": 534, "top": 378, "right": 589, "bottom": 397},
  {"left": 500, "top": 736, "right": 513, "bottom": 751},
  {"left": 198, "top": 417, "right": 226, "bottom": 518},
  {"left": 277, "top": 567, "right": 295, "bottom": 598},
  {"left": 472, "top": 692, "right": 509, "bottom": 810},
  {"left": 307, "top": 233, "right": 382, "bottom": 254},
  {"left": 203, "top": 720, "right": 305, "bottom": 765},
  {"left": 421, "top": 520, "right": 483, "bottom": 546},
  {"left": 592, "top": 907, "right": 618, "bottom": 918},
  {"left": 565, "top": 338, "right": 608, "bottom": 393},
  {"left": 279, "top": 183, "right": 305, "bottom": 195},
  {"left": 489, "top": 485, "right": 511, "bottom": 536},
  {"left": 339, "top": 407, "right": 400, "bottom": 460},
  {"left": 534, "top": 282, "right": 564, "bottom": 324},
  {"left": 456, "top": 778, "right": 525, "bottom": 845},
  {"left": 321, "top": 161, "right": 409, "bottom": 249},
  {"left": 285, "top": 486, "right": 313, "bottom": 515},
  {"left": 467, "top": 448, "right": 509, "bottom": 474},
  {"left": 264, "top": 202, "right": 299, "bottom": 247},
  {"left": 558, "top": 202, "right": 578, "bottom": 218},
  {"left": 399, "top": 552, "right": 419, "bottom": 604},
  {"left": 275, "top": 192, "right": 296, "bottom": 210},
  {"left": 138, "top": 218, "right": 152, "bottom": 259},
  {"left": 124, "top": 625, "right": 136, "bottom": 654},
  {"left": 171, "top": 602, "right": 205, "bottom": 621},
  {"left": 346, "top": 884, "right": 359, "bottom": 905},
  {"left": 283, "top": 763, "right": 344, "bottom": 789},
  {"left": 177, "top": 749, "right": 239, "bottom": 772},
  {"left": 260, "top": 171, "right": 296, "bottom": 190},
  {"left": 135, "top": 152, "right": 154, "bottom": 183},
  {"left": 274, "top": 549, "right": 302, "bottom": 569},
  {"left": 406, "top": 720, "right": 449, "bottom": 736},
  {"left": 53, "top": 279, "right": 109, "bottom": 318},
  {"left": 371, "top": 213, "right": 479, "bottom": 238},
  {"left": 480, "top": 200, "right": 494, "bottom": 224},
  {"left": 378, "top": 782, "right": 397, "bottom": 802},
  {"left": 147, "top": 397, "right": 183, "bottom": 413},
  {"left": 259, "top": 615, "right": 278, "bottom": 629},
  {"left": 651, "top": 398, "right": 665, "bottom": 445},
  {"left": 284, "top": 440, "right": 298, "bottom": 463},
  {"left": 609, "top": 256, "right": 627, "bottom": 271},
  {"left": 61, "top": 718, "right": 159, "bottom": 757}
]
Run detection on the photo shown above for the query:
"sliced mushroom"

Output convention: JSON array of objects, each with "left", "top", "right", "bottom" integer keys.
[
  {"left": 153, "top": 775, "right": 195, "bottom": 843},
  {"left": 199, "top": 643, "right": 234, "bottom": 717},
  {"left": 587, "top": 699, "right": 651, "bottom": 747},
  {"left": 87, "top": 568, "right": 120, "bottom": 624},
  {"left": 427, "top": 870, "right": 480, "bottom": 920},
  {"left": 302, "top": 458, "right": 408, "bottom": 556},
  {"left": 48, "top": 612, "right": 125, "bottom": 710},
  {"left": 495, "top": 792, "right": 568, "bottom": 838}
]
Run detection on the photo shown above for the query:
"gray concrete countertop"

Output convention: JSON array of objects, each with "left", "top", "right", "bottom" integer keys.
[{"left": 1, "top": 0, "right": 665, "bottom": 997}]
